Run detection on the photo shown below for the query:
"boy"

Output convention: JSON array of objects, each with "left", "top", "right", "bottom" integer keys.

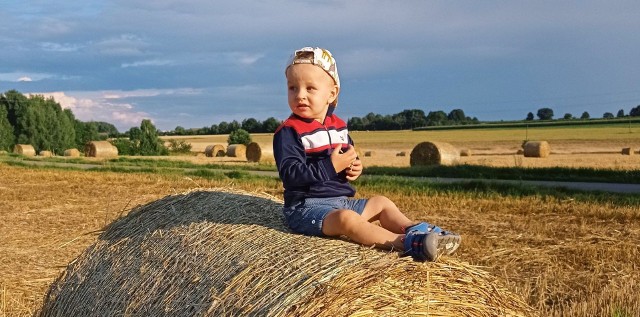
[{"left": 273, "top": 47, "right": 460, "bottom": 261}]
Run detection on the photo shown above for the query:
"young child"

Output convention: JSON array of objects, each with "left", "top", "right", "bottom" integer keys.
[{"left": 273, "top": 47, "right": 461, "bottom": 261}]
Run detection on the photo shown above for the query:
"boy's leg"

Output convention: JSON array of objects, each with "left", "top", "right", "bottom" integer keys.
[
  {"left": 361, "top": 196, "right": 414, "bottom": 234},
  {"left": 322, "top": 209, "right": 404, "bottom": 250}
]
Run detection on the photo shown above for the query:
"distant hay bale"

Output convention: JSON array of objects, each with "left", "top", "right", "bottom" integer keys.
[
  {"left": 39, "top": 150, "right": 54, "bottom": 157},
  {"left": 523, "top": 141, "right": 550, "bottom": 158},
  {"left": 204, "top": 144, "right": 226, "bottom": 157},
  {"left": 460, "top": 149, "right": 473, "bottom": 157},
  {"left": 226, "top": 144, "right": 246, "bottom": 158},
  {"left": 410, "top": 141, "right": 459, "bottom": 166},
  {"left": 0, "top": 150, "right": 7, "bottom": 155},
  {"left": 13, "top": 144, "right": 36, "bottom": 156},
  {"left": 621, "top": 148, "right": 634, "bottom": 155},
  {"left": 195, "top": 152, "right": 206, "bottom": 157},
  {"left": 84, "top": 141, "right": 118, "bottom": 158},
  {"left": 246, "top": 142, "right": 274, "bottom": 163},
  {"left": 516, "top": 149, "right": 525, "bottom": 155},
  {"left": 363, "top": 151, "right": 374, "bottom": 157},
  {"left": 63, "top": 149, "right": 81, "bottom": 157},
  {"left": 39, "top": 189, "right": 535, "bottom": 317},
  {"left": 396, "top": 151, "right": 406, "bottom": 157}
]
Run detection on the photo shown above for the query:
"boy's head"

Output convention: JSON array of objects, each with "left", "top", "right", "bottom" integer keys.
[{"left": 285, "top": 47, "right": 341, "bottom": 122}]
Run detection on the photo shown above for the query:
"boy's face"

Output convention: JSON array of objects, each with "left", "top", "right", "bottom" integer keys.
[{"left": 286, "top": 64, "right": 339, "bottom": 123}]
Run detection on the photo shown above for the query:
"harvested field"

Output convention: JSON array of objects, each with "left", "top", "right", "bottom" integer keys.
[{"left": 1, "top": 163, "right": 639, "bottom": 316}]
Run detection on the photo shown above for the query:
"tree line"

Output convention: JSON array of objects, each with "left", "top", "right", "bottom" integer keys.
[{"left": 527, "top": 106, "right": 640, "bottom": 121}]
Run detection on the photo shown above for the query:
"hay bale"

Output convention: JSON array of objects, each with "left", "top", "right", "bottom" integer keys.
[
  {"left": 226, "top": 144, "right": 246, "bottom": 158},
  {"left": 396, "top": 151, "right": 406, "bottom": 157},
  {"left": 63, "top": 149, "right": 81, "bottom": 157},
  {"left": 523, "top": 141, "right": 550, "bottom": 158},
  {"left": 621, "top": 148, "right": 634, "bottom": 156},
  {"left": 516, "top": 149, "right": 524, "bottom": 155},
  {"left": 204, "top": 144, "right": 226, "bottom": 157},
  {"left": 460, "top": 149, "right": 472, "bottom": 157},
  {"left": 84, "top": 141, "right": 118, "bottom": 158},
  {"left": 39, "top": 150, "right": 54, "bottom": 157},
  {"left": 246, "top": 142, "right": 274, "bottom": 163},
  {"left": 0, "top": 150, "right": 7, "bottom": 155},
  {"left": 410, "top": 141, "right": 459, "bottom": 166},
  {"left": 39, "top": 189, "right": 535, "bottom": 317},
  {"left": 363, "top": 151, "right": 374, "bottom": 157},
  {"left": 13, "top": 144, "right": 36, "bottom": 156}
]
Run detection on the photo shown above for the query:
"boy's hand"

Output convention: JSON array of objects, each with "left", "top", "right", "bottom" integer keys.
[
  {"left": 330, "top": 144, "right": 358, "bottom": 173},
  {"left": 346, "top": 159, "right": 362, "bottom": 181}
]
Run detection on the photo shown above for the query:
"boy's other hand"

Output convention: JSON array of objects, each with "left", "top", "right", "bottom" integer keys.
[
  {"left": 331, "top": 144, "right": 358, "bottom": 173},
  {"left": 346, "top": 159, "right": 362, "bottom": 181}
]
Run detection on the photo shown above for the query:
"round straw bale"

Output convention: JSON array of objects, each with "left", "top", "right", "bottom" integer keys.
[
  {"left": 246, "top": 142, "right": 274, "bottom": 163},
  {"left": 204, "top": 144, "right": 226, "bottom": 157},
  {"left": 363, "top": 151, "right": 374, "bottom": 157},
  {"left": 226, "top": 144, "right": 246, "bottom": 158},
  {"left": 460, "top": 149, "right": 472, "bottom": 157},
  {"left": 621, "top": 147, "right": 634, "bottom": 156},
  {"left": 84, "top": 141, "right": 118, "bottom": 158},
  {"left": 0, "top": 150, "right": 7, "bottom": 155},
  {"left": 13, "top": 144, "right": 36, "bottom": 156},
  {"left": 523, "top": 141, "right": 550, "bottom": 158},
  {"left": 396, "top": 151, "right": 406, "bottom": 157},
  {"left": 410, "top": 141, "right": 459, "bottom": 166},
  {"left": 516, "top": 149, "right": 524, "bottom": 155},
  {"left": 39, "top": 189, "right": 534, "bottom": 317},
  {"left": 63, "top": 148, "right": 81, "bottom": 157},
  {"left": 39, "top": 150, "right": 54, "bottom": 157}
]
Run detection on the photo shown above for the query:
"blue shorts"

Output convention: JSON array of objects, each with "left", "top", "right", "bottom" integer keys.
[{"left": 282, "top": 196, "right": 368, "bottom": 237}]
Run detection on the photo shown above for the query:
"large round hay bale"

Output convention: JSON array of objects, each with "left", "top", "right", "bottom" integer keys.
[
  {"left": 523, "top": 141, "right": 550, "bottom": 158},
  {"left": 39, "top": 189, "right": 534, "bottom": 317},
  {"left": 410, "top": 141, "right": 459, "bottom": 166},
  {"left": 39, "top": 150, "right": 54, "bottom": 157},
  {"left": 226, "top": 144, "right": 246, "bottom": 158},
  {"left": 84, "top": 141, "right": 118, "bottom": 158},
  {"left": 621, "top": 148, "right": 634, "bottom": 156},
  {"left": 460, "top": 149, "right": 473, "bottom": 157},
  {"left": 13, "top": 144, "right": 36, "bottom": 156},
  {"left": 204, "top": 144, "right": 226, "bottom": 157},
  {"left": 63, "top": 149, "right": 81, "bottom": 157},
  {"left": 246, "top": 142, "right": 274, "bottom": 163}
]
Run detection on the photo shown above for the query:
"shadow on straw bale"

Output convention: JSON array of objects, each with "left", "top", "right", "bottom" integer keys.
[{"left": 39, "top": 189, "right": 535, "bottom": 317}]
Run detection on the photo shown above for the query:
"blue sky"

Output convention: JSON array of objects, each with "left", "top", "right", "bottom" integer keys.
[{"left": 1, "top": 1, "right": 639, "bottom": 132}]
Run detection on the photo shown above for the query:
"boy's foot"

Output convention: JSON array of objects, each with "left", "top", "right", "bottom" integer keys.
[
  {"left": 405, "top": 222, "right": 442, "bottom": 234},
  {"left": 403, "top": 230, "right": 461, "bottom": 262}
]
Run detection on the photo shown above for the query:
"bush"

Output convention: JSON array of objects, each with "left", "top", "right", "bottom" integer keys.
[
  {"left": 227, "top": 129, "right": 251, "bottom": 145},
  {"left": 167, "top": 139, "right": 192, "bottom": 154}
]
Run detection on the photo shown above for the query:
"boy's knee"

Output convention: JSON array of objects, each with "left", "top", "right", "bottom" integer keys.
[{"left": 323, "top": 209, "right": 362, "bottom": 235}]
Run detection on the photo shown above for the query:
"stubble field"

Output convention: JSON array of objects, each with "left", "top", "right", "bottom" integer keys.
[{"left": 1, "top": 125, "right": 639, "bottom": 316}]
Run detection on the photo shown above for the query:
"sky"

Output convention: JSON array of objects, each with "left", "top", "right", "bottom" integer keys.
[{"left": 1, "top": 1, "right": 640, "bottom": 132}]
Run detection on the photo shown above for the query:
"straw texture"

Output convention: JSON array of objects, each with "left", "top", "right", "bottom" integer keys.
[
  {"left": 84, "top": 141, "right": 118, "bottom": 158},
  {"left": 246, "top": 142, "right": 275, "bottom": 163},
  {"left": 63, "top": 148, "right": 81, "bottom": 157},
  {"left": 39, "top": 189, "right": 535, "bottom": 317},
  {"left": 410, "top": 141, "right": 460, "bottom": 166},
  {"left": 227, "top": 144, "right": 247, "bottom": 158},
  {"left": 13, "top": 144, "right": 36, "bottom": 156},
  {"left": 523, "top": 141, "right": 550, "bottom": 158},
  {"left": 205, "top": 144, "right": 226, "bottom": 157},
  {"left": 39, "top": 150, "right": 54, "bottom": 157}
]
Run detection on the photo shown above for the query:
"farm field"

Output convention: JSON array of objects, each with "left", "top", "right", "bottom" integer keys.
[
  {"left": 160, "top": 124, "right": 640, "bottom": 170},
  {"left": 2, "top": 125, "right": 640, "bottom": 316}
]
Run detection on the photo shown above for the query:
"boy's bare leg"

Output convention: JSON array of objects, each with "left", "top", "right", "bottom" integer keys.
[
  {"left": 322, "top": 209, "right": 404, "bottom": 250},
  {"left": 361, "top": 196, "right": 414, "bottom": 234}
]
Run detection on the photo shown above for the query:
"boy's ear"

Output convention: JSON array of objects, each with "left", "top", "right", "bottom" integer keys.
[{"left": 329, "top": 85, "right": 340, "bottom": 104}]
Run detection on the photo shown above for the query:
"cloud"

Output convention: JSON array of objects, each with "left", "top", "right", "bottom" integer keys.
[
  {"left": 121, "top": 59, "right": 176, "bottom": 68},
  {"left": 0, "top": 72, "right": 53, "bottom": 82},
  {"left": 40, "top": 42, "right": 83, "bottom": 52},
  {"left": 93, "top": 34, "right": 148, "bottom": 56},
  {"left": 18, "top": 76, "right": 32, "bottom": 82}
]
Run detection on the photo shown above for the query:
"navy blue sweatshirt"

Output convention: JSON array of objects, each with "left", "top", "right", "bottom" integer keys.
[{"left": 273, "top": 109, "right": 355, "bottom": 207}]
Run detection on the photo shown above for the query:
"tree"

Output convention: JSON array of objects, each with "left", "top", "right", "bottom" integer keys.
[
  {"left": 426, "top": 110, "right": 448, "bottom": 126},
  {"left": 630, "top": 105, "right": 640, "bottom": 117},
  {"left": 217, "top": 121, "right": 229, "bottom": 134},
  {"left": 536, "top": 108, "right": 554, "bottom": 120},
  {"left": 617, "top": 109, "right": 625, "bottom": 118},
  {"left": 563, "top": 113, "right": 573, "bottom": 120},
  {"left": 174, "top": 126, "right": 186, "bottom": 135},
  {"left": 261, "top": 117, "right": 281, "bottom": 133},
  {"left": 241, "top": 118, "right": 261, "bottom": 133},
  {"left": 603, "top": 112, "right": 614, "bottom": 119},
  {"left": 0, "top": 105, "right": 14, "bottom": 151},
  {"left": 526, "top": 112, "right": 534, "bottom": 121},
  {"left": 447, "top": 109, "right": 466, "bottom": 122},
  {"left": 137, "top": 119, "right": 168, "bottom": 156},
  {"left": 228, "top": 128, "right": 251, "bottom": 145},
  {"left": 580, "top": 111, "right": 590, "bottom": 119}
]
